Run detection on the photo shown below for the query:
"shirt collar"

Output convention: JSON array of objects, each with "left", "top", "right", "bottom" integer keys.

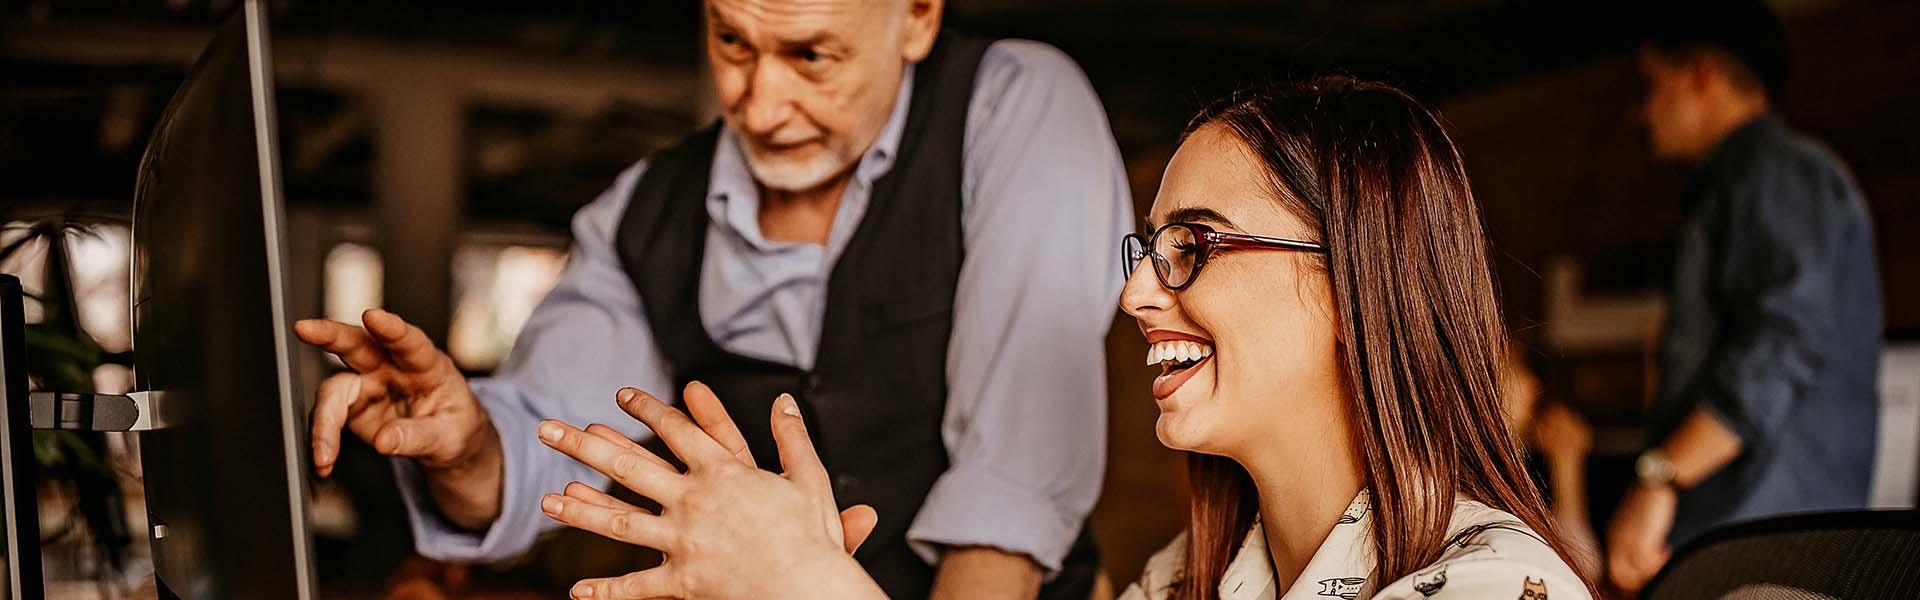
[
  {"left": 1703, "top": 111, "right": 1785, "bottom": 173},
  {"left": 1217, "top": 492, "right": 1376, "bottom": 600},
  {"left": 856, "top": 63, "right": 915, "bottom": 184},
  {"left": 705, "top": 63, "right": 917, "bottom": 249}
]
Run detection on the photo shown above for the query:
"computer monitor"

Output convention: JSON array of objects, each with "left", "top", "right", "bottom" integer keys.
[
  {"left": 128, "top": 1, "right": 317, "bottom": 597},
  {"left": 0, "top": 275, "right": 41, "bottom": 600}
]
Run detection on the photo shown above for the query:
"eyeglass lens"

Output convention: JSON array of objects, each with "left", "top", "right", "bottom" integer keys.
[{"left": 1123, "top": 226, "right": 1200, "bottom": 288}]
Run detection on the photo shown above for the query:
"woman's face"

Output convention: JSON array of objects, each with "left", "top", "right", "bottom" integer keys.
[{"left": 1122, "top": 124, "right": 1346, "bottom": 459}]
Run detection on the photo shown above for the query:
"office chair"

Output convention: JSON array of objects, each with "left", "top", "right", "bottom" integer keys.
[{"left": 1641, "top": 510, "right": 1920, "bottom": 600}]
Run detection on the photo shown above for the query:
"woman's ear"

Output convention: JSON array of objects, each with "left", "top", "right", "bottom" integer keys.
[
  {"left": 1304, "top": 259, "right": 1345, "bottom": 346},
  {"left": 897, "top": 0, "right": 943, "bottom": 62}
]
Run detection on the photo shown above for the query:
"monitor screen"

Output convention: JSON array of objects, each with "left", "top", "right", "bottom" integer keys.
[{"left": 129, "top": 1, "right": 316, "bottom": 597}]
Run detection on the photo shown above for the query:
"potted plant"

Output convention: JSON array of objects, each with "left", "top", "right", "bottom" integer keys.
[{"left": 0, "top": 214, "right": 139, "bottom": 598}]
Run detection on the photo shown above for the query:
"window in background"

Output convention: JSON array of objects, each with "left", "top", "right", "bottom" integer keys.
[
  {"left": 448, "top": 244, "right": 566, "bottom": 372},
  {"left": 0, "top": 222, "right": 51, "bottom": 323},
  {"left": 324, "top": 242, "right": 383, "bottom": 326},
  {"left": 0, "top": 222, "right": 132, "bottom": 350},
  {"left": 65, "top": 224, "right": 132, "bottom": 353}
]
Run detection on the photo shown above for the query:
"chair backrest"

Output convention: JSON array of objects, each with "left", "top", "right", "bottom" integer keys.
[{"left": 1642, "top": 510, "right": 1920, "bottom": 600}]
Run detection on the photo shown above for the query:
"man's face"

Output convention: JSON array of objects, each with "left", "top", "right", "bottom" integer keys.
[
  {"left": 1637, "top": 46, "right": 1708, "bottom": 162},
  {"left": 706, "top": 0, "right": 912, "bottom": 192}
]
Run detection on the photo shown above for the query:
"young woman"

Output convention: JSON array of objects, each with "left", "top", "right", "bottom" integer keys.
[
  {"left": 1115, "top": 77, "right": 1592, "bottom": 599},
  {"left": 531, "top": 76, "right": 1596, "bottom": 600}
]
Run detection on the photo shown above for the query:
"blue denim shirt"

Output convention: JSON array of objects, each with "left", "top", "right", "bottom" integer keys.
[{"left": 1652, "top": 113, "right": 1884, "bottom": 545}]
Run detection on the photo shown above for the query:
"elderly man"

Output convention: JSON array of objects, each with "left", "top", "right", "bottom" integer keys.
[{"left": 294, "top": 0, "right": 1128, "bottom": 597}]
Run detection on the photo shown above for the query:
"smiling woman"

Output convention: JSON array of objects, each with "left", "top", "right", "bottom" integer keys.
[{"left": 1116, "top": 77, "right": 1599, "bottom": 600}]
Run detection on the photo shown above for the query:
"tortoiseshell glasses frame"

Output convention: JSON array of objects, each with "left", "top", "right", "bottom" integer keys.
[{"left": 1122, "top": 222, "right": 1327, "bottom": 291}]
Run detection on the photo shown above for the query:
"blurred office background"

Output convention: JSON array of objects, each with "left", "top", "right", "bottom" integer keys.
[{"left": 3, "top": 0, "right": 1916, "bottom": 597}]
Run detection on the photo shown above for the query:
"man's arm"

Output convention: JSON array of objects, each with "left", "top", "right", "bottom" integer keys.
[
  {"left": 1658, "top": 408, "right": 1746, "bottom": 488},
  {"left": 930, "top": 547, "right": 1044, "bottom": 600},
  {"left": 906, "top": 40, "right": 1132, "bottom": 598},
  {"left": 396, "top": 162, "right": 678, "bottom": 562},
  {"left": 1610, "top": 160, "right": 1847, "bottom": 592},
  {"left": 1670, "top": 159, "right": 1847, "bottom": 475}
]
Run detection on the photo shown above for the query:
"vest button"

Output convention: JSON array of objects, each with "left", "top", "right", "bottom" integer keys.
[
  {"left": 834, "top": 472, "right": 858, "bottom": 493},
  {"left": 806, "top": 374, "right": 825, "bottom": 394}
]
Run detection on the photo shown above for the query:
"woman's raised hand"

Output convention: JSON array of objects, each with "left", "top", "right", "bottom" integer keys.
[{"left": 537, "top": 382, "right": 886, "bottom": 600}]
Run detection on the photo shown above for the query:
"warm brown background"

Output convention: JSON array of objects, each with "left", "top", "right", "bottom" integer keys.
[
  {"left": 4, "top": 0, "right": 1913, "bottom": 595},
  {"left": 1089, "top": 2, "right": 1920, "bottom": 580}
]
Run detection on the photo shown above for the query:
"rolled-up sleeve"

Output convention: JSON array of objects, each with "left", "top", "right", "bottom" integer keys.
[
  {"left": 395, "top": 163, "right": 676, "bottom": 563},
  {"left": 904, "top": 40, "right": 1131, "bottom": 573},
  {"left": 1695, "top": 161, "right": 1842, "bottom": 446}
]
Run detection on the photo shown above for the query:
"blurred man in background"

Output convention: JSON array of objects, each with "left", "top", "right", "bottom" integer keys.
[
  {"left": 1607, "top": 1, "right": 1885, "bottom": 593},
  {"left": 293, "top": 0, "right": 1129, "bottom": 598}
]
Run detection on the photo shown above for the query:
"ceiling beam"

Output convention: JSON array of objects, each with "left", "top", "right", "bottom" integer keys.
[{"left": 2, "top": 20, "right": 704, "bottom": 118}]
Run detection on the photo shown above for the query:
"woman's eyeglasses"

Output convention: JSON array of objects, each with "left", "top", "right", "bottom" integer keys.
[{"left": 1122, "top": 222, "right": 1327, "bottom": 290}]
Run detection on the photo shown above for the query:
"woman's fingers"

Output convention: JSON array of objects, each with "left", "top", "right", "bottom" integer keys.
[
  {"left": 564, "top": 480, "right": 646, "bottom": 513},
  {"left": 540, "top": 420, "right": 683, "bottom": 503},
  {"left": 768, "top": 393, "right": 848, "bottom": 550},
  {"left": 612, "top": 388, "right": 734, "bottom": 467},
  {"left": 569, "top": 568, "right": 679, "bottom": 600},
  {"left": 683, "top": 381, "right": 755, "bottom": 467},
  {"left": 541, "top": 492, "right": 669, "bottom": 549},
  {"left": 839, "top": 504, "right": 878, "bottom": 553},
  {"left": 769, "top": 394, "right": 831, "bottom": 496},
  {"left": 584, "top": 424, "right": 676, "bottom": 471},
  {"left": 582, "top": 423, "right": 640, "bottom": 450}
]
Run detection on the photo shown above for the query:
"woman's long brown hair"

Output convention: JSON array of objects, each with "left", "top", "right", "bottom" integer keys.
[{"left": 1171, "top": 76, "right": 1595, "bottom": 598}]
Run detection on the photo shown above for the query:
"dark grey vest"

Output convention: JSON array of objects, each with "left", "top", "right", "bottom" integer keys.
[{"left": 614, "top": 32, "right": 1097, "bottom": 599}]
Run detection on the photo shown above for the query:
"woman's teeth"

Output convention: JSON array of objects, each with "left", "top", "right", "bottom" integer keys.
[{"left": 1146, "top": 340, "right": 1214, "bottom": 366}]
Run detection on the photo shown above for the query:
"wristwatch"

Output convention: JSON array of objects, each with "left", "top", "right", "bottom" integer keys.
[{"left": 1635, "top": 448, "right": 1678, "bottom": 488}]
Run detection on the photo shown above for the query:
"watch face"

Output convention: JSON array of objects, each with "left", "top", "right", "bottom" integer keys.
[{"left": 1636, "top": 452, "right": 1672, "bottom": 483}]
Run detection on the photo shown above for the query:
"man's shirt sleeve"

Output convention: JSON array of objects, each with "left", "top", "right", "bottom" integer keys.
[
  {"left": 1693, "top": 156, "right": 1848, "bottom": 446},
  {"left": 396, "top": 162, "right": 677, "bottom": 562},
  {"left": 904, "top": 40, "right": 1131, "bottom": 574}
]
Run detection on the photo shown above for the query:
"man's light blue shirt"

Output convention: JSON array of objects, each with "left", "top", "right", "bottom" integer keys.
[{"left": 393, "top": 39, "right": 1132, "bottom": 573}]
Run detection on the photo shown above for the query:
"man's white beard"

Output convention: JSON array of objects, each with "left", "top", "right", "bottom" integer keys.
[{"left": 741, "top": 145, "right": 850, "bottom": 192}]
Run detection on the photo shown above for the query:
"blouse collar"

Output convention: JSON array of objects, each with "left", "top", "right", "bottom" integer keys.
[{"left": 1219, "top": 491, "right": 1377, "bottom": 600}]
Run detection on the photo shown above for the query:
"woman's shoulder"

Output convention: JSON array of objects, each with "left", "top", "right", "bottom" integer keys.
[
  {"left": 1118, "top": 531, "right": 1190, "bottom": 600},
  {"left": 1372, "top": 501, "right": 1590, "bottom": 600}
]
